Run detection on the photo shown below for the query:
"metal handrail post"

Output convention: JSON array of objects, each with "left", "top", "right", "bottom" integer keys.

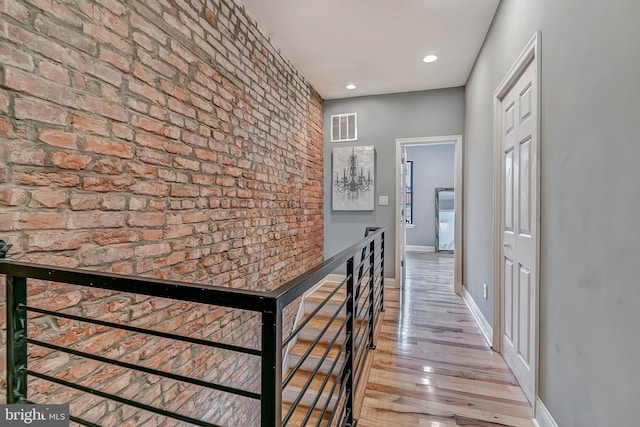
[
  {"left": 6, "top": 275, "right": 27, "bottom": 403},
  {"left": 261, "top": 299, "right": 282, "bottom": 427},
  {"left": 380, "top": 231, "right": 385, "bottom": 312},
  {"left": 344, "top": 257, "right": 355, "bottom": 426},
  {"left": 368, "top": 239, "right": 376, "bottom": 350}
]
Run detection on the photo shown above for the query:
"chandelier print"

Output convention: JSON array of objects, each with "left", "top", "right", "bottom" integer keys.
[
  {"left": 335, "top": 148, "right": 373, "bottom": 198},
  {"left": 332, "top": 146, "right": 375, "bottom": 211}
]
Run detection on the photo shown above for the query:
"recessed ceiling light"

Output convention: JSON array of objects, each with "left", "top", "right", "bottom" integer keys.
[
  {"left": 345, "top": 84, "right": 356, "bottom": 90},
  {"left": 422, "top": 54, "right": 438, "bottom": 63}
]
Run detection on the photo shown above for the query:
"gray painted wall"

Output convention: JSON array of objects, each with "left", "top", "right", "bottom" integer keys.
[
  {"left": 324, "top": 88, "right": 464, "bottom": 278},
  {"left": 464, "top": 0, "right": 640, "bottom": 425},
  {"left": 405, "top": 144, "right": 455, "bottom": 247}
]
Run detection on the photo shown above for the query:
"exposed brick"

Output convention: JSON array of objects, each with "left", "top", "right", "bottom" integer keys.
[
  {"left": 130, "top": 13, "right": 167, "bottom": 45},
  {"left": 67, "top": 212, "right": 125, "bottom": 229},
  {"left": 39, "top": 129, "right": 77, "bottom": 149},
  {"left": 29, "top": 188, "right": 67, "bottom": 208},
  {"left": 15, "top": 98, "right": 68, "bottom": 125},
  {"left": 132, "top": 115, "right": 165, "bottom": 135},
  {"left": 100, "top": 194, "right": 126, "bottom": 210},
  {"left": 51, "top": 152, "right": 92, "bottom": 170},
  {"left": 5, "top": 21, "right": 67, "bottom": 62},
  {"left": 0, "top": 188, "right": 27, "bottom": 206},
  {"left": 82, "top": 176, "right": 133, "bottom": 192},
  {"left": 12, "top": 170, "right": 80, "bottom": 187},
  {"left": 24, "top": 0, "right": 83, "bottom": 27},
  {"left": 137, "top": 148, "right": 170, "bottom": 166},
  {"left": 84, "top": 136, "right": 133, "bottom": 159},
  {"left": 5, "top": 67, "right": 75, "bottom": 106},
  {"left": 39, "top": 60, "right": 70, "bottom": 85},
  {"left": 4, "top": 0, "right": 33, "bottom": 23},
  {"left": 100, "top": 48, "right": 131, "bottom": 73},
  {"left": 92, "top": 231, "right": 139, "bottom": 245},
  {"left": 0, "top": 0, "right": 325, "bottom": 423},
  {"left": 128, "top": 80, "right": 165, "bottom": 106},
  {"left": 27, "top": 230, "right": 90, "bottom": 251},
  {"left": 17, "top": 212, "right": 66, "bottom": 230},
  {"left": 173, "top": 157, "right": 200, "bottom": 171},
  {"left": 0, "top": 92, "right": 9, "bottom": 114},
  {"left": 72, "top": 114, "right": 109, "bottom": 135},
  {"left": 128, "top": 213, "right": 166, "bottom": 227},
  {"left": 8, "top": 145, "right": 47, "bottom": 166},
  {"left": 83, "top": 22, "right": 131, "bottom": 53},
  {"left": 76, "top": 95, "right": 127, "bottom": 122},
  {"left": 69, "top": 193, "right": 100, "bottom": 210},
  {"left": 111, "top": 123, "right": 134, "bottom": 141},
  {"left": 131, "top": 181, "right": 169, "bottom": 196},
  {"left": 35, "top": 14, "right": 96, "bottom": 54},
  {"left": 0, "top": 40, "right": 35, "bottom": 70},
  {"left": 134, "top": 242, "right": 171, "bottom": 257},
  {"left": 92, "top": 158, "right": 124, "bottom": 175},
  {"left": 140, "top": 229, "right": 163, "bottom": 241}
]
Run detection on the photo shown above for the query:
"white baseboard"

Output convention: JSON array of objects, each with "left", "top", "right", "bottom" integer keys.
[
  {"left": 383, "top": 277, "right": 396, "bottom": 288},
  {"left": 533, "top": 398, "right": 559, "bottom": 427},
  {"left": 406, "top": 245, "right": 435, "bottom": 253},
  {"left": 462, "top": 286, "right": 493, "bottom": 347}
]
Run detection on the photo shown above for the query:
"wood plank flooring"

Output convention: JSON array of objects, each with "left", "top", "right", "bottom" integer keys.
[{"left": 358, "top": 252, "right": 533, "bottom": 427}]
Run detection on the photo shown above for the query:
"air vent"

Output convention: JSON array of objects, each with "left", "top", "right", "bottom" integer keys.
[{"left": 331, "top": 113, "right": 357, "bottom": 142}]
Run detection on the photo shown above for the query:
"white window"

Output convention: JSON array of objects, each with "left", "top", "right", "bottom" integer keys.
[{"left": 330, "top": 113, "right": 357, "bottom": 142}]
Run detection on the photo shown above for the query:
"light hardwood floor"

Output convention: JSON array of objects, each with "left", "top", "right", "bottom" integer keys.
[{"left": 358, "top": 252, "right": 533, "bottom": 427}]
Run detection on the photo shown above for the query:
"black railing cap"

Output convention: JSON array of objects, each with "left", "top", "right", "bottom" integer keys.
[{"left": 0, "top": 227, "right": 384, "bottom": 312}]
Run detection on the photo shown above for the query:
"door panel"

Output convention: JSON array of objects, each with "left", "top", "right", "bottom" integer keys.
[
  {"left": 505, "top": 149, "right": 514, "bottom": 231},
  {"left": 519, "top": 137, "right": 532, "bottom": 235},
  {"left": 504, "top": 258, "right": 514, "bottom": 341},
  {"left": 501, "top": 58, "right": 537, "bottom": 404},
  {"left": 518, "top": 265, "right": 531, "bottom": 364}
]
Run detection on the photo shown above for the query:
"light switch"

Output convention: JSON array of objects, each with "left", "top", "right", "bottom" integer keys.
[{"left": 379, "top": 196, "right": 389, "bottom": 206}]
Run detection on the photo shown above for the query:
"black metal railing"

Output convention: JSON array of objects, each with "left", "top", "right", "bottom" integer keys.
[{"left": 1, "top": 227, "right": 385, "bottom": 426}]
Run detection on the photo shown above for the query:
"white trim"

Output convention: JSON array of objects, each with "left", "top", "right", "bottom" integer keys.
[
  {"left": 330, "top": 112, "right": 358, "bottom": 142},
  {"left": 405, "top": 224, "right": 415, "bottom": 229},
  {"left": 406, "top": 245, "right": 435, "bottom": 253},
  {"left": 395, "top": 135, "right": 463, "bottom": 294},
  {"left": 492, "top": 31, "right": 541, "bottom": 409},
  {"left": 533, "top": 398, "right": 559, "bottom": 427},
  {"left": 462, "top": 286, "right": 493, "bottom": 347},
  {"left": 383, "top": 278, "right": 396, "bottom": 288}
]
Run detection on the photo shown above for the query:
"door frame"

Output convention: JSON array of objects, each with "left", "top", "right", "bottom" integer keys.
[
  {"left": 492, "top": 31, "right": 541, "bottom": 406},
  {"left": 395, "top": 135, "right": 463, "bottom": 294}
]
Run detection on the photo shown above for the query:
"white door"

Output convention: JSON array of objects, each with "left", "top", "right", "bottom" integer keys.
[
  {"left": 399, "top": 147, "right": 408, "bottom": 287},
  {"left": 500, "top": 59, "right": 537, "bottom": 404}
]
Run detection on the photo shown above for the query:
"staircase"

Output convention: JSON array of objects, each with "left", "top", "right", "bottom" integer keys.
[
  {"left": 282, "top": 280, "right": 348, "bottom": 426},
  {"left": 281, "top": 275, "right": 382, "bottom": 427}
]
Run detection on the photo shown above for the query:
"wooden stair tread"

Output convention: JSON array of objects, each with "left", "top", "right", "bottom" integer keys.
[
  {"left": 282, "top": 402, "right": 333, "bottom": 426},
  {"left": 281, "top": 276, "right": 385, "bottom": 424},
  {"left": 290, "top": 339, "right": 344, "bottom": 360}
]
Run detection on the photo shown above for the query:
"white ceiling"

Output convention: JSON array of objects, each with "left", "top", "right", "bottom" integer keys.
[{"left": 236, "top": 0, "right": 500, "bottom": 100}]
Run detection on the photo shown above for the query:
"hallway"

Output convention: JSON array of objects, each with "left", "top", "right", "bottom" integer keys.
[{"left": 358, "top": 253, "right": 533, "bottom": 427}]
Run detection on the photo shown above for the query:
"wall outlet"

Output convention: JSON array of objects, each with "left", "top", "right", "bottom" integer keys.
[{"left": 483, "top": 283, "right": 488, "bottom": 299}]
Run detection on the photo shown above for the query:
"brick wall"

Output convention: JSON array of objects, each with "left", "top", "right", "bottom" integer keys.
[{"left": 0, "top": 0, "right": 324, "bottom": 424}]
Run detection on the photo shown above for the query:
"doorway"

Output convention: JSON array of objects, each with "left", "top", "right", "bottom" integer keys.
[
  {"left": 395, "top": 135, "right": 463, "bottom": 294},
  {"left": 492, "top": 31, "right": 541, "bottom": 407}
]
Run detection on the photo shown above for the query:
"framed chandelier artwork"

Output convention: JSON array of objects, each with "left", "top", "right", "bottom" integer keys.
[{"left": 332, "top": 145, "right": 375, "bottom": 211}]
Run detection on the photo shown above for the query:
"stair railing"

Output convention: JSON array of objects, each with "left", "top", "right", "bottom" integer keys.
[{"left": 1, "top": 227, "right": 385, "bottom": 426}]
